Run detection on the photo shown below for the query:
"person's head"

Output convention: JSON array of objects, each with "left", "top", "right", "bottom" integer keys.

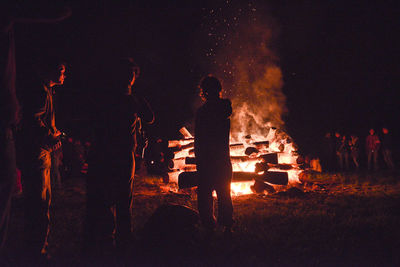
[
  {"left": 369, "top": 129, "right": 375, "bottom": 135},
  {"left": 48, "top": 64, "right": 66, "bottom": 87},
  {"left": 335, "top": 132, "right": 340, "bottom": 138},
  {"left": 112, "top": 57, "right": 140, "bottom": 93},
  {"left": 382, "top": 128, "right": 389, "bottom": 134},
  {"left": 199, "top": 75, "right": 222, "bottom": 101},
  {"left": 35, "top": 57, "right": 67, "bottom": 87}
]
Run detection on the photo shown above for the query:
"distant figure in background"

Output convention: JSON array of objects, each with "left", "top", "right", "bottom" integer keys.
[
  {"left": 334, "top": 132, "right": 342, "bottom": 171},
  {"left": 349, "top": 134, "right": 360, "bottom": 170},
  {"left": 85, "top": 58, "right": 154, "bottom": 252},
  {"left": 381, "top": 127, "right": 394, "bottom": 170},
  {"left": 338, "top": 135, "right": 350, "bottom": 171},
  {"left": 321, "top": 132, "right": 335, "bottom": 172},
  {"left": 310, "top": 156, "right": 322, "bottom": 172},
  {"left": 366, "top": 129, "right": 380, "bottom": 171},
  {"left": 195, "top": 75, "right": 234, "bottom": 235},
  {"left": 17, "top": 60, "right": 67, "bottom": 257}
]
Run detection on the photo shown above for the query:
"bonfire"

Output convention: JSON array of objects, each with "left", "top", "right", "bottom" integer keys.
[{"left": 167, "top": 126, "right": 302, "bottom": 196}]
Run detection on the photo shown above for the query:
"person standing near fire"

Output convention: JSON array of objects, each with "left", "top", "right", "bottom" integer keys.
[
  {"left": 366, "top": 128, "right": 380, "bottom": 171},
  {"left": 381, "top": 127, "right": 394, "bottom": 170},
  {"left": 349, "top": 134, "right": 360, "bottom": 171},
  {"left": 338, "top": 135, "right": 350, "bottom": 171},
  {"left": 0, "top": 4, "right": 71, "bottom": 255},
  {"left": 194, "top": 75, "right": 234, "bottom": 236},
  {"left": 17, "top": 59, "right": 67, "bottom": 258},
  {"left": 84, "top": 58, "right": 154, "bottom": 252},
  {"left": 334, "top": 131, "right": 342, "bottom": 171}
]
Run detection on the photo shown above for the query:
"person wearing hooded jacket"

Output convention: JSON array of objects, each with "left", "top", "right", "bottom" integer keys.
[{"left": 194, "top": 75, "right": 233, "bottom": 235}]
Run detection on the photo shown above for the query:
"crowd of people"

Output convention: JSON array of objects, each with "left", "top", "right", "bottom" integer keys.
[
  {"left": 1, "top": 16, "right": 234, "bottom": 261},
  {"left": 320, "top": 128, "right": 395, "bottom": 173}
]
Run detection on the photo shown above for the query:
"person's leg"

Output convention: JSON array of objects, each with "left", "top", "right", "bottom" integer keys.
[
  {"left": 115, "top": 177, "right": 133, "bottom": 249},
  {"left": 354, "top": 152, "right": 360, "bottom": 170},
  {"left": 384, "top": 149, "right": 395, "bottom": 170},
  {"left": 84, "top": 167, "right": 113, "bottom": 251},
  {"left": 373, "top": 150, "right": 379, "bottom": 171},
  {"left": 215, "top": 182, "right": 233, "bottom": 229},
  {"left": 338, "top": 153, "right": 343, "bottom": 171},
  {"left": 115, "top": 156, "right": 135, "bottom": 250},
  {"left": 38, "top": 149, "right": 52, "bottom": 254},
  {"left": 50, "top": 151, "right": 62, "bottom": 189},
  {"left": 21, "top": 148, "right": 51, "bottom": 256},
  {"left": 367, "top": 150, "right": 372, "bottom": 171},
  {"left": 0, "top": 129, "right": 17, "bottom": 251},
  {"left": 344, "top": 152, "right": 349, "bottom": 170},
  {"left": 197, "top": 180, "right": 216, "bottom": 230}
]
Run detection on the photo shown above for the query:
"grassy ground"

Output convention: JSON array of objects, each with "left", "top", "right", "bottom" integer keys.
[{"left": 3, "top": 170, "right": 400, "bottom": 266}]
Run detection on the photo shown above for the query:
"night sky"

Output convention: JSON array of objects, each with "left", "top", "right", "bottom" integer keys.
[{"left": 11, "top": 0, "right": 400, "bottom": 156}]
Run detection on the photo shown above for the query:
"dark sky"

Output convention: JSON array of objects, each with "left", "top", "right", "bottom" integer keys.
[{"left": 11, "top": 0, "right": 400, "bottom": 154}]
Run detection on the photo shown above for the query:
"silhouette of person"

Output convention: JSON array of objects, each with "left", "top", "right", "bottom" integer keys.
[
  {"left": 85, "top": 58, "right": 154, "bottom": 252},
  {"left": 0, "top": 8, "right": 20, "bottom": 253},
  {"left": 17, "top": 59, "right": 67, "bottom": 257},
  {"left": 321, "top": 132, "right": 335, "bottom": 172},
  {"left": 194, "top": 75, "right": 233, "bottom": 235},
  {"left": 338, "top": 135, "right": 350, "bottom": 171},
  {"left": 334, "top": 132, "right": 342, "bottom": 171},
  {"left": 366, "top": 128, "right": 380, "bottom": 171},
  {"left": 381, "top": 127, "right": 394, "bottom": 170},
  {"left": 0, "top": 4, "right": 71, "bottom": 255},
  {"left": 349, "top": 134, "right": 360, "bottom": 170}
]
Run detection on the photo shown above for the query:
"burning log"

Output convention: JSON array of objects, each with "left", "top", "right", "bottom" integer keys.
[
  {"left": 255, "top": 162, "right": 296, "bottom": 172},
  {"left": 183, "top": 165, "right": 196, "bottom": 172},
  {"left": 174, "top": 149, "right": 191, "bottom": 159},
  {"left": 253, "top": 140, "right": 269, "bottom": 146},
  {"left": 230, "top": 143, "right": 245, "bottom": 151},
  {"left": 244, "top": 147, "right": 259, "bottom": 155},
  {"left": 187, "top": 143, "right": 247, "bottom": 157},
  {"left": 260, "top": 153, "right": 278, "bottom": 164},
  {"left": 188, "top": 149, "right": 195, "bottom": 157},
  {"left": 178, "top": 142, "right": 194, "bottom": 150},
  {"left": 179, "top": 127, "right": 193, "bottom": 139},
  {"left": 267, "top": 163, "right": 296, "bottom": 170},
  {"left": 251, "top": 180, "right": 275, "bottom": 194},
  {"left": 185, "top": 157, "right": 196, "bottom": 165},
  {"left": 168, "top": 139, "right": 193, "bottom": 148},
  {"left": 250, "top": 141, "right": 270, "bottom": 152},
  {"left": 178, "top": 170, "right": 288, "bottom": 189},
  {"left": 230, "top": 156, "right": 256, "bottom": 163},
  {"left": 256, "top": 171, "right": 288, "bottom": 185},
  {"left": 172, "top": 157, "right": 186, "bottom": 170},
  {"left": 232, "top": 172, "right": 257, "bottom": 182}
]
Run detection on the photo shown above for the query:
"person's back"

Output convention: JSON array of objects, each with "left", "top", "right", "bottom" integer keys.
[
  {"left": 195, "top": 97, "right": 232, "bottom": 168},
  {"left": 102, "top": 94, "right": 138, "bottom": 164},
  {"left": 194, "top": 75, "right": 233, "bottom": 233}
]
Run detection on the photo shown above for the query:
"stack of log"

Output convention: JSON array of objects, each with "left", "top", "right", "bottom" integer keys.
[{"left": 167, "top": 136, "right": 301, "bottom": 194}]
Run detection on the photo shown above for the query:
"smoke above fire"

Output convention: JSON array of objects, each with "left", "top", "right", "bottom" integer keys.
[{"left": 200, "top": 2, "right": 288, "bottom": 143}]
